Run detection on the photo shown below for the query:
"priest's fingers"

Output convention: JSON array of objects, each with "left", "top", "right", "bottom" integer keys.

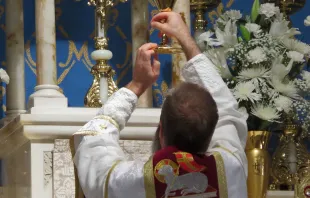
[
  {"left": 152, "top": 53, "right": 161, "bottom": 77},
  {"left": 151, "top": 12, "right": 169, "bottom": 23},
  {"left": 138, "top": 43, "right": 158, "bottom": 52},
  {"left": 138, "top": 43, "right": 157, "bottom": 61}
]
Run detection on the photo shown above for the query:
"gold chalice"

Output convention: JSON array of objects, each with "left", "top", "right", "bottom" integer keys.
[{"left": 152, "top": 0, "right": 183, "bottom": 54}]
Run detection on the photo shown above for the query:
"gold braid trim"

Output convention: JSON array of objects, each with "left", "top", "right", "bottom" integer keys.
[
  {"left": 73, "top": 130, "right": 102, "bottom": 136},
  {"left": 73, "top": 115, "right": 120, "bottom": 136},
  {"left": 104, "top": 161, "right": 121, "bottom": 198},
  {"left": 144, "top": 157, "right": 156, "bottom": 198},
  {"left": 212, "top": 151, "right": 228, "bottom": 198},
  {"left": 94, "top": 115, "right": 120, "bottom": 131}
]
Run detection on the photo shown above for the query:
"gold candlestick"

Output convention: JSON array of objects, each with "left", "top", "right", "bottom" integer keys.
[
  {"left": 84, "top": 0, "right": 126, "bottom": 107},
  {"left": 190, "top": 0, "right": 220, "bottom": 32}
]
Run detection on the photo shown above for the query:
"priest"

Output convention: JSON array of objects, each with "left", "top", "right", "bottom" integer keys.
[{"left": 73, "top": 12, "right": 248, "bottom": 198}]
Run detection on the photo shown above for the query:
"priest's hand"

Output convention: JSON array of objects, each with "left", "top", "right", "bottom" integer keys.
[
  {"left": 126, "top": 43, "right": 160, "bottom": 97},
  {"left": 151, "top": 12, "right": 200, "bottom": 60},
  {"left": 151, "top": 12, "right": 190, "bottom": 42}
]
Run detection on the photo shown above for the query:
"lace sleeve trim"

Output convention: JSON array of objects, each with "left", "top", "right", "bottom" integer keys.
[
  {"left": 181, "top": 54, "right": 225, "bottom": 93},
  {"left": 97, "top": 88, "right": 138, "bottom": 130}
]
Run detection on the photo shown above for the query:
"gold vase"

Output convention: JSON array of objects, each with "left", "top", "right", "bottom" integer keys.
[{"left": 246, "top": 131, "right": 272, "bottom": 198}]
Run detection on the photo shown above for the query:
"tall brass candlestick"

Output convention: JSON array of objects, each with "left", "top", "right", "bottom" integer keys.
[{"left": 85, "top": 0, "right": 126, "bottom": 107}]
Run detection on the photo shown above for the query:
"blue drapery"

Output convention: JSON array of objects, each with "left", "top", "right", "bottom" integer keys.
[{"left": 0, "top": 0, "right": 309, "bottom": 110}]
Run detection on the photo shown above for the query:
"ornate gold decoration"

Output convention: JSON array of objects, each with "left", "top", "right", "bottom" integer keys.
[
  {"left": 151, "top": 0, "right": 183, "bottom": 54},
  {"left": 270, "top": 123, "right": 310, "bottom": 190},
  {"left": 212, "top": 151, "right": 228, "bottom": 198},
  {"left": 246, "top": 131, "right": 271, "bottom": 198},
  {"left": 88, "top": 0, "right": 127, "bottom": 28},
  {"left": 262, "top": 0, "right": 306, "bottom": 16},
  {"left": 144, "top": 157, "right": 156, "bottom": 198},
  {"left": 295, "top": 172, "right": 310, "bottom": 198},
  {"left": 85, "top": 0, "right": 127, "bottom": 107},
  {"left": 190, "top": 0, "right": 220, "bottom": 32}
]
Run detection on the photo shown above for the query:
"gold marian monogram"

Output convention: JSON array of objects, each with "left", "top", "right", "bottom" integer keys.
[
  {"left": 23, "top": 0, "right": 133, "bottom": 96},
  {"left": 253, "top": 156, "right": 265, "bottom": 176}
]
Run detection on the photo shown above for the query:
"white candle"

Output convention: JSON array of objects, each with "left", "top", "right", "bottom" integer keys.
[
  {"left": 288, "top": 142, "right": 297, "bottom": 174},
  {"left": 100, "top": 77, "right": 109, "bottom": 104}
]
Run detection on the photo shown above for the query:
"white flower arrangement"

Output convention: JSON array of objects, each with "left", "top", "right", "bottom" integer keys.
[
  {"left": 197, "top": 0, "right": 310, "bottom": 135},
  {"left": 0, "top": 68, "right": 9, "bottom": 84},
  {"left": 305, "top": 16, "right": 310, "bottom": 27}
]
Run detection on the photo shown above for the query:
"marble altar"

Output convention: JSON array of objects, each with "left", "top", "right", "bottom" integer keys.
[{"left": 0, "top": 105, "right": 295, "bottom": 198}]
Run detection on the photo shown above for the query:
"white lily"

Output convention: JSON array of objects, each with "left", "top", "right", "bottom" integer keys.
[
  {"left": 271, "top": 77, "right": 299, "bottom": 98},
  {"left": 281, "top": 39, "right": 310, "bottom": 55},
  {"left": 196, "top": 31, "right": 223, "bottom": 49},
  {"left": 0, "top": 68, "right": 9, "bottom": 84},
  {"left": 305, "top": 16, "right": 310, "bottom": 27},
  {"left": 215, "top": 20, "right": 238, "bottom": 48},
  {"left": 204, "top": 48, "right": 232, "bottom": 79},
  {"left": 271, "top": 55, "right": 292, "bottom": 80},
  {"left": 287, "top": 51, "right": 305, "bottom": 63},
  {"left": 270, "top": 20, "right": 301, "bottom": 38}
]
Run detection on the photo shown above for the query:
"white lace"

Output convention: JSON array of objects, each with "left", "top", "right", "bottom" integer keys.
[
  {"left": 97, "top": 88, "right": 138, "bottom": 130},
  {"left": 181, "top": 54, "right": 225, "bottom": 93}
]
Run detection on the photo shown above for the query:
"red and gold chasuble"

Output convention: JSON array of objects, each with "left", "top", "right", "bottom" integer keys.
[{"left": 144, "top": 146, "right": 228, "bottom": 198}]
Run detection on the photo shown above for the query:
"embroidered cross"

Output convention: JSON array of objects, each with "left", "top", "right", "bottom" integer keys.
[{"left": 99, "top": 124, "right": 107, "bottom": 130}]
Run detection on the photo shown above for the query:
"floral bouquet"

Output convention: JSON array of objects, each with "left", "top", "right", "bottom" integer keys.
[{"left": 197, "top": 0, "right": 310, "bottom": 136}]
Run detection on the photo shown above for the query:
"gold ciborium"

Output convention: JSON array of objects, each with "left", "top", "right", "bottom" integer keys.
[{"left": 152, "top": 0, "right": 183, "bottom": 54}]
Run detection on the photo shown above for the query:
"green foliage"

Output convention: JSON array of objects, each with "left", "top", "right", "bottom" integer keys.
[
  {"left": 240, "top": 25, "right": 251, "bottom": 41},
  {"left": 251, "top": 0, "right": 260, "bottom": 22}
]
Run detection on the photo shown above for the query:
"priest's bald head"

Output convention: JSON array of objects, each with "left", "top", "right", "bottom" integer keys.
[{"left": 152, "top": 82, "right": 219, "bottom": 154}]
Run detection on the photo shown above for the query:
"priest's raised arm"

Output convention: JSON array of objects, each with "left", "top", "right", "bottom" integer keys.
[{"left": 73, "top": 12, "right": 248, "bottom": 198}]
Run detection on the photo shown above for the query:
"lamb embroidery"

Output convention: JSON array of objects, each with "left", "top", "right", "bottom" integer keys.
[{"left": 158, "top": 165, "right": 209, "bottom": 198}]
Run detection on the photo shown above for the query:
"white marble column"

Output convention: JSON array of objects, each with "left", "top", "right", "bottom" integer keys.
[
  {"left": 5, "top": 0, "right": 26, "bottom": 117},
  {"left": 131, "top": 0, "right": 153, "bottom": 107},
  {"left": 28, "top": 0, "right": 66, "bottom": 109},
  {"left": 172, "top": 0, "right": 191, "bottom": 87}
]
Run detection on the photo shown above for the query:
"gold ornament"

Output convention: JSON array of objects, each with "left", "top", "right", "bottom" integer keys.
[
  {"left": 246, "top": 131, "right": 271, "bottom": 198},
  {"left": 190, "top": 0, "right": 220, "bottom": 32},
  {"left": 270, "top": 123, "right": 310, "bottom": 190}
]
